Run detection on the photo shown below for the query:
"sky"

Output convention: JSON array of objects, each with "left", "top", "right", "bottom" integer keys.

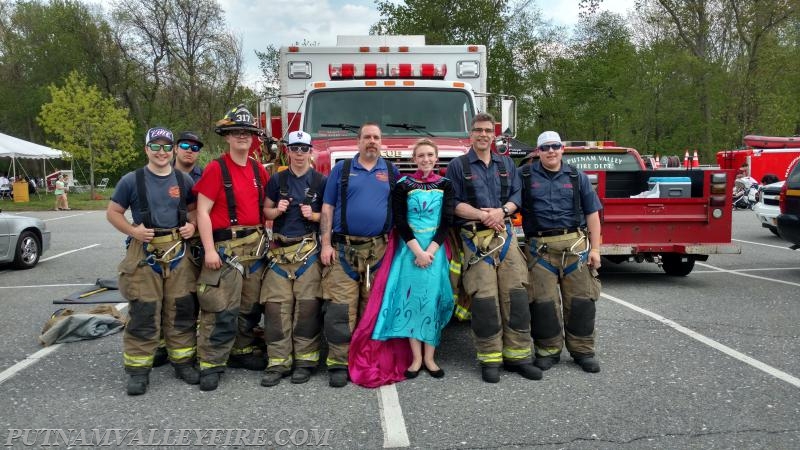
[{"left": 95, "top": 0, "right": 634, "bottom": 89}]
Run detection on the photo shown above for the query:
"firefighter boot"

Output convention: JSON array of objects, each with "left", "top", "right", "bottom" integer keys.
[
  {"left": 260, "top": 370, "right": 287, "bottom": 387},
  {"left": 534, "top": 354, "right": 560, "bottom": 371},
  {"left": 574, "top": 356, "right": 601, "bottom": 373},
  {"left": 504, "top": 363, "right": 543, "bottom": 380},
  {"left": 199, "top": 369, "right": 221, "bottom": 391},
  {"left": 173, "top": 362, "right": 200, "bottom": 385},
  {"left": 227, "top": 353, "right": 267, "bottom": 371},
  {"left": 481, "top": 366, "right": 500, "bottom": 383},
  {"left": 329, "top": 368, "right": 349, "bottom": 388},
  {"left": 291, "top": 367, "right": 313, "bottom": 384},
  {"left": 152, "top": 346, "right": 168, "bottom": 368},
  {"left": 126, "top": 369, "right": 150, "bottom": 396}
]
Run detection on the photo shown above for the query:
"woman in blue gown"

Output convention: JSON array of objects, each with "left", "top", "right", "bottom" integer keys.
[{"left": 372, "top": 138, "right": 455, "bottom": 378}]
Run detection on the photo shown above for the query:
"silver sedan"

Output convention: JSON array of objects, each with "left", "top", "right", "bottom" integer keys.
[{"left": 0, "top": 210, "right": 51, "bottom": 269}]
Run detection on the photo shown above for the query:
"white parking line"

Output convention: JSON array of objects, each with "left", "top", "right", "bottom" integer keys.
[
  {"left": 696, "top": 262, "right": 800, "bottom": 287},
  {"left": 40, "top": 243, "right": 100, "bottom": 262},
  {"left": 0, "top": 283, "right": 94, "bottom": 289},
  {"left": 603, "top": 292, "right": 800, "bottom": 388},
  {"left": 693, "top": 267, "right": 799, "bottom": 274},
  {"left": 0, "top": 302, "right": 127, "bottom": 386},
  {"left": 733, "top": 238, "right": 794, "bottom": 251},
  {"left": 44, "top": 211, "right": 95, "bottom": 222},
  {"left": 378, "top": 384, "right": 410, "bottom": 448}
]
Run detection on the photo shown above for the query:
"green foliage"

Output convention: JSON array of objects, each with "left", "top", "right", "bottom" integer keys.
[{"left": 37, "top": 71, "right": 136, "bottom": 185}]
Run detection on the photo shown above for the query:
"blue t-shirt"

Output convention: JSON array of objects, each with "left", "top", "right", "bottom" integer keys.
[
  {"left": 519, "top": 161, "right": 603, "bottom": 232},
  {"left": 323, "top": 155, "right": 398, "bottom": 237},
  {"left": 266, "top": 168, "right": 327, "bottom": 238},
  {"left": 445, "top": 148, "right": 521, "bottom": 225},
  {"left": 111, "top": 167, "right": 195, "bottom": 228}
]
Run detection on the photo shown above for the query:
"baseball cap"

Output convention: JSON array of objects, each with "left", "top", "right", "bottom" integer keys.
[
  {"left": 177, "top": 131, "right": 204, "bottom": 149},
  {"left": 287, "top": 131, "right": 312, "bottom": 147},
  {"left": 146, "top": 127, "right": 174, "bottom": 145},
  {"left": 537, "top": 131, "right": 561, "bottom": 148}
]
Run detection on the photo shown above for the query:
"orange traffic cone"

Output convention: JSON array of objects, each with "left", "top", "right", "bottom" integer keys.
[
  {"left": 692, "top": 150, "right": 700, "bottom": 168},
  {"left": 684, "top": 150, "right": 690, "bottom": 169}
]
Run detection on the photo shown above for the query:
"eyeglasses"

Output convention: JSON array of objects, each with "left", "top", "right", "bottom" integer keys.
[
  {"left": 538, "top": 143, "right": 563, "bottom": 152},
  {"left": 227, "top": 130, "right": 255, "bottom": 138},
  {"left": 178, "top": 142, "right": 201, "bottom": 152},
  {"left": 471, "top": 127, "right": 494, "bottom": 135},
  {"left": 147, "top": 143, "right": 173, "bottom": 152},
  {"left": 288, "top": 145, "right": 312, "bottom": 153}
]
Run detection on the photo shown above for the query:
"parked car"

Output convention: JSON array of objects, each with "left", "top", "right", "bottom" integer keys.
[
  {"left": 0, "top": 209, "right": 51, "bottom": 269},
  {"left": 753, "top": 181, "right": 784, "bottom": 235},
  {"left": 777, "top": 160, "right": 800, "bottom": 249}
]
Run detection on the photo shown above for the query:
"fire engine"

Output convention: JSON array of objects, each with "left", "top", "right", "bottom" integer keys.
[
  {"left": 534, "top": 141, "right": 741, "bottom": 276},
  {"left": 261, "top": 35, "right": 514, "bottom": 174},
  {"left": 716, "top": 135, "right": 800, "bottom": 182}
]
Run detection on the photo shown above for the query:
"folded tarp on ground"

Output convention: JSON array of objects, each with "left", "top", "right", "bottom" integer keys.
[
  {"left": 39, "top": 305, "right": 126, "bottom": 346},
  {"left": 53, "top": 278, "right": 126, "bottom": 305}
]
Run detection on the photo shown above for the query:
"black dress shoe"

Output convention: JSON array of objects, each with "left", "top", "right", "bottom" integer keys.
[
  {"left": 403, "top": 368, "right": 420, "bottom": 379},
  {"left": 425, "top": 367, "right": 444, "bottom": 378}
]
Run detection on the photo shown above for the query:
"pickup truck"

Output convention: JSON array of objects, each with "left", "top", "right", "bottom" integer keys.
[
  {"left": 776, "top": 159, "right": 800, "bottom": 249},
  {"left": 554, "top": 142, "right": 741, "bottom": 275}
]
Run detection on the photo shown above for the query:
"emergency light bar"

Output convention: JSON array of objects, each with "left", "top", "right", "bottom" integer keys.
[{"left": 328, "top": 63, "right": 447, "bottom": 80}]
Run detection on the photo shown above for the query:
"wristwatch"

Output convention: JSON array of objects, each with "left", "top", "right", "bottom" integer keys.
[{"left": 501, "top": 205, "right": 510, "bottom": 217}]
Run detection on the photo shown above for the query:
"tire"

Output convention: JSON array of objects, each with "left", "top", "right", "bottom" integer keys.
[
  {"left": 661, "top": 253, "right": 694, "bottom": 276},
  {"left": 769, "top": 226, "right": 780, "bottom": 236},
  {"left": 13, "top": 230, "right": 41, "bottom": 269}
]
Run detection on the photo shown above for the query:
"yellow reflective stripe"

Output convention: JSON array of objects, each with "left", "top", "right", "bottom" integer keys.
[
  {"left": 476, "top": 352, "right": 502, "bottom": 363},
  {"left": 229, "top": 346, "right": 256, "bottom": 355},
  {"left": 449, "top": 259, "right": 461, "bottom": 275},
  {"left": 326, "top": 357, "right": 348, "bottom": 366},
  {"left": 123, "top": 353, "right": 154, "bottom": 367},
  {"left": 167, "top": 346, "right": 196, "bottom": 360},
  {"left": 503, "top": 347, "right": 532, "bottom": 360},
  {"left": 535, "top": 346, "right": 561, "bottom": 357},
  {"left": 199, "top": 361, "right": 225, "bottom": 370},
  {"left": 454, "top": 304, "right": 471, "bottom": 320},
  {"left": 269, "top": 357, "right": 293, "bottom": 367},
  {"left": 158, "top": 338, "right": 166, "bottom": 346},
  {"left": 296, "top": 351, "right": 320, "bottom": 362}
]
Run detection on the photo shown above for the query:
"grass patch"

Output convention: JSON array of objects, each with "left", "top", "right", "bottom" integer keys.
[{"left": 0, "top": 190, "right": 109, "bottom": 212}]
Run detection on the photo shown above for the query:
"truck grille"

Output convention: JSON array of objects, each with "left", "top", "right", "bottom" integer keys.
[{"left": 382, "top": 156, "right": 459, "bottom": 174}]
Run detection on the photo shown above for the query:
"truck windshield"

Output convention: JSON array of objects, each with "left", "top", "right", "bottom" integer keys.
[
  {"left": 563, "top": 152, "right": 642, "bottom": 171},
  {"left": 305, "top": 88, "right": 474, "bottom": 138}
]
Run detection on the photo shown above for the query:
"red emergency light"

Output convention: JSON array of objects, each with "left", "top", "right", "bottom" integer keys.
[{"left": 328, "top": 63, "right": 446, "bottom": 80}]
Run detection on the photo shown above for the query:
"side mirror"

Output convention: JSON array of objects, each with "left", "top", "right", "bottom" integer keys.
[{"left": 500, "top": 97, "right": 516, "bottom": 138}]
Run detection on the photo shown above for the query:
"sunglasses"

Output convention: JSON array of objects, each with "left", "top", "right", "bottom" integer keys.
[
  {"left": 227, "top": 130, "right": 255, "bottom": 138},
  {"left": 288, "top": 145, "right": 312, "bottom": 153},
  {"left": 178, "top": 142, "right": 201, "bottom": 152},
  {"left": 147, "top": 143, "right": 173, "bottom": 152},
  {"left": 538, "top": 143, "right": 563, "bottom": 151}
]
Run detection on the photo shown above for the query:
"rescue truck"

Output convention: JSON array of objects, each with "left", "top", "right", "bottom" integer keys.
[
  {"left": 263, "top": 35, "right": 514, "bottom": 174},
  {"left": 550, "top": 141, "right": 740, "bottom": 276},
  {"left": 716, "top": 135, "right": 800, "bottom": 182}
]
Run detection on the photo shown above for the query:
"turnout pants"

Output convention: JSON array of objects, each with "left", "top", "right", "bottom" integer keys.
[
  {"left": 197, "top": 232, "right": 266, "bottom": 372},
  {"left": 322, "top": 235, "right": 387, "bottom": 369},
  {"left": 526, "top": 232, "right": 601, "bottom": 358},
  {"left": 460, "top": 225, "right": 532, "bottom": 367},
  {"left": 261, "top": 237, "right": 323, "bottom": 373},
  {"left": 118, "top": 235, "right": 199, "bottom": 373}
]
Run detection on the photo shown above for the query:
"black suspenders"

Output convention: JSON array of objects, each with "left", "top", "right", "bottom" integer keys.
[
  {"left": 217, "top": 157, "right": 264, "bottom": 226},
  {"left": 339, "top": 158, "right": 396, "bottom": 235},
  {"left": 458, "top": 154, "right": 509, "bottom": 207},
  {"left": 135, "top": 168, "right": 187, "bottom": 228}
]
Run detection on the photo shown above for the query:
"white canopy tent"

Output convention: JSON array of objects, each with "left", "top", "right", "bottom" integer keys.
[{"left": 0, "top": 131, "right": 68, "bottom": 180}]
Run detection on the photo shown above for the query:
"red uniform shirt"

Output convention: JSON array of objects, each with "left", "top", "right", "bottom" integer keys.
[{"left": 193, "top": 153, "right": 269, "bottom": 230}]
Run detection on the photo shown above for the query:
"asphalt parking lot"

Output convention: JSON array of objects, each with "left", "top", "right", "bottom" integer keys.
[{"left": 0, "top": 209, "right": 798, "bottom": 449}]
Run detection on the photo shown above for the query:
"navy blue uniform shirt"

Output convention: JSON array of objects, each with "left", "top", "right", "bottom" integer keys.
[
  {"left": 445, "top": 148, "right": 521, "bottom": 226},
  {"left": 519, "top": 160, "right": 602, "bottom": 233},
  {"left": 267, "top": 168, "right": 327, "bottom": 238}
]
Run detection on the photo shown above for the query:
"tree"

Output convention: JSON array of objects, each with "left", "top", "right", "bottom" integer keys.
[{"left": 38, "top": 71, "right": 136, "bottom": 198}]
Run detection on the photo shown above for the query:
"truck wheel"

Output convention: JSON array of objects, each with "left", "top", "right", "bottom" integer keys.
[
  {"left": 769, "top": 226, "right": 780, "bottom": 237},
  {"left": 13, "top": 230, "right": 41, "bottom": 270},
  {"left": 661, "top": 254, "right": 694, "bottom": 276}
]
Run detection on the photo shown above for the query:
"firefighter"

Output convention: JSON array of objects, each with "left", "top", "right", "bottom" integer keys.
[
  {"left": 519, "top": 130, "right": 603, "bottom": 373},
  {"left": 107, "top": 126, "right": 200, "bottom": 395},
  {"left": 174, "top": 131, "right": 205, "bottom": 182},
  {"left": 260, "top": 131, "right": 327, "bottom": 387},
  {"left": 193, "top": 104, "right": 271, "bottom": 391},
  {"left": 319, "top": 123, "right": 399, "bottom": 388},
  {"left": 445, "top": 113, "right": 542, "bottom": 383}
]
